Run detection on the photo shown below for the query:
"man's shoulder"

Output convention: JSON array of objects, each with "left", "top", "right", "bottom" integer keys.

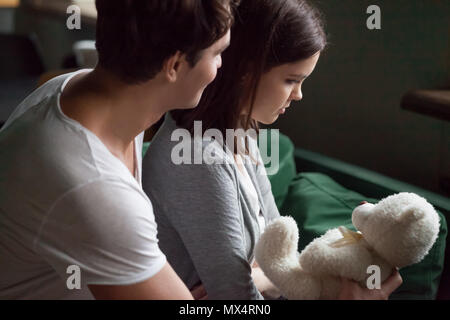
[
  {"left": 45, "top": 177, "right": 152, "bottom": 232},
  {"left": 1, "top": 70, "right": 88, "bottom": 130}
]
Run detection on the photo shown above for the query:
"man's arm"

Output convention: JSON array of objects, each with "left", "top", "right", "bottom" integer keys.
[
  {"left": 88, "top": 262, "right": 193, "bottom": 300},
  {"left": 35, "top": 180, "right": 189, "bottom": 300}
]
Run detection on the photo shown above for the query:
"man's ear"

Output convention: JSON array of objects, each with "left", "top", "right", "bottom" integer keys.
[{"left": 163, "top": 51, "right": 184, "bottom": 83}]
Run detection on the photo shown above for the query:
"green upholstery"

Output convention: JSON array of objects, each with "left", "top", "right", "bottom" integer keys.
[
  {"left": 293, "top": 147, "right": 450, "bottom": 216},
  {"left": 258, "top": 132, "right": 296, "bottom": 209},
  {"left": 143, "top": 142, "right": 150, "bottom": 157}
]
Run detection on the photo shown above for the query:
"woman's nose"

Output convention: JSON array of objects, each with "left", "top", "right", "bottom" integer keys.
[
  {"left": 216, "top": 55, "right": 223, "bottom": 69},
  {"left": 291, "top": 85, "right": 302, "bottom": 101}
]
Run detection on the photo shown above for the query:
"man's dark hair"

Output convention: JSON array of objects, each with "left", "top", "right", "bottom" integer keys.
[{"left": 95, "top": 0, "right": 235, "bottom": 84}]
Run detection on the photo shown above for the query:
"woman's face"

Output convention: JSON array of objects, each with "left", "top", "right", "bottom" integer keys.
[{"left": 248, "top": 51, "right": 321, "bottom": 125}]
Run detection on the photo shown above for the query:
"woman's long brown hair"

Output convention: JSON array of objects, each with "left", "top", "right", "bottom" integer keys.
[{"left": 171, "top": 0, "right": 327, "bottom": 154}]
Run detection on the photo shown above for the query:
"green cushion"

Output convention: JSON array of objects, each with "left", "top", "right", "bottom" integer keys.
[
  {"left": 143, "top": 142, "right": 150, "bottom": 158},
  {"left": 260, "top": 132, "right": 296, "bottom": 208},
  {"left": 280, "top": 172, "right": 448, "bottom": 300}
]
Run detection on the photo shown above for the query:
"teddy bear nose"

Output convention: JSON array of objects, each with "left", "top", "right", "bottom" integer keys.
[{"left": 359, "top": 201, "right": 368, "bottom": 205}]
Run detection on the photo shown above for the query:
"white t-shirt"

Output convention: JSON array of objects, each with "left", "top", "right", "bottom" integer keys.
[{"left": 0, "top": 69, "right": 166, "bottom": 299}]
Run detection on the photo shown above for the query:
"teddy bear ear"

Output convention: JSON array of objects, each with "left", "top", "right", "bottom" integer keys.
[{"left": 399, "top": 205, "right": 424, "bottom": 223}]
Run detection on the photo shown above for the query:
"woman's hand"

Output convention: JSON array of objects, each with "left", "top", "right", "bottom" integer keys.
[
  {"left": 338, "top": 269, "right": 403, "bottom": 300},
  {"left": 251, "top": 263, "right": 281, "bottom": 299}
]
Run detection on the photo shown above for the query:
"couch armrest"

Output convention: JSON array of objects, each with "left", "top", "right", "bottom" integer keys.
[{"left": 293, "top": 147, "right": 450, "bottom": 216}]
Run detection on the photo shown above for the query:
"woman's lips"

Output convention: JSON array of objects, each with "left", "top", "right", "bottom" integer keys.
[{"left": 279, "top": 104, "right": 290, "bottom": 114}]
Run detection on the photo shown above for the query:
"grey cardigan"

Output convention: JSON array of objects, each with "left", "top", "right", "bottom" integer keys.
[{"left": 142, "top": 113, "right": 280, "bottom": 300}]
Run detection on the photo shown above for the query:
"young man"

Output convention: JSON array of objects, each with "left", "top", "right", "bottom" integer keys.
[{"left": 0, "top": 0, "right": 233, "bottom": 299}]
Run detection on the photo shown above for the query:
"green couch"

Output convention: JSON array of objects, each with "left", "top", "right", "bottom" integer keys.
[{"left": 262, "top": 132, "right": 449, "bottom": 300}]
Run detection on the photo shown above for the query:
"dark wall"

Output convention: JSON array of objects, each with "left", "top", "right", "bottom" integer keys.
[{"left": 14, "top": 3, "right": 96, "bottom": 70}]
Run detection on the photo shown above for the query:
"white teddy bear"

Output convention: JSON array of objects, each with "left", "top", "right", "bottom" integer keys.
[{"left": 255, "top": 192, "right": 440, "bottom": 299}]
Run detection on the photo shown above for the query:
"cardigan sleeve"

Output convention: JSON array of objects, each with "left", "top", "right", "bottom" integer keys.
[{"left": 143, "top": 146, "right": 264, "bottom": 300}]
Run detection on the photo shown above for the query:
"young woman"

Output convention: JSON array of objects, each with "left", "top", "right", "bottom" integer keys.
[
  {"left": 142, "top": 0, "right": 402, "bottom": 300},
  {"left": 0, "top": 0, "right": 234, "bottom": 300}
]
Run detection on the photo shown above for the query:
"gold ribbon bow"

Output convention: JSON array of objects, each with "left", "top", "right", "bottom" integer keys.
[{"left": 329, "top": 226, "right": 364, "bottom": 248}]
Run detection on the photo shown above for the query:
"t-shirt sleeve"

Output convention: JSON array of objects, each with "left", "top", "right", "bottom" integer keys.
[{"left": 33, "top": 178, "right": 166, "bottom": 286}]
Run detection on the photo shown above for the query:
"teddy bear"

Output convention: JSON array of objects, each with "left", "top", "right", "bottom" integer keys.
[{"left": 254, "top": 192, "right": 440, "bottom": 299}]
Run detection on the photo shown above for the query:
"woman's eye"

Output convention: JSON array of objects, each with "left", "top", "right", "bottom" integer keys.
[{"left": 285, "top": 79, "right": 301, "bottom": 85}]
